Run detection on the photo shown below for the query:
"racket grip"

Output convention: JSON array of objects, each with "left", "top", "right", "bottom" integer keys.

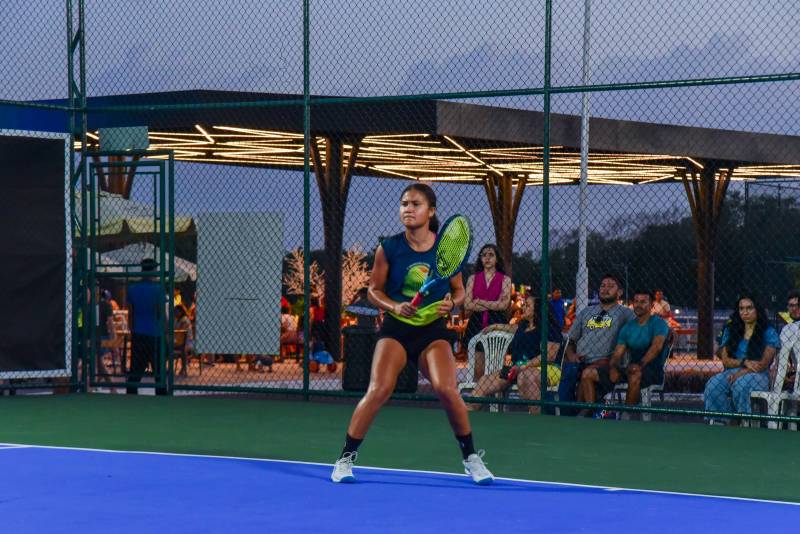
[{"left": 410, "top": 292, "right": 423, "bottom": 307}]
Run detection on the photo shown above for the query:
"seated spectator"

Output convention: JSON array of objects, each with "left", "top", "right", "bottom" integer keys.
[
  {"left": 580, "top": 290, "right": 669, "bottom": 416},
  {"left": 559, "top": 274, "right": 635, "bottom": 415},
  {"left": 467, "top": 296, "right": 562, "bottom": 414},
  {"left": 651, "top": 290, "right": 671, "bottom": 319},
  {"left": 280, "top": 305, "right": 301, "bottom": 358},
  {"left": 103, "top": 289, "right": 120, "bottom": 312},
  {"left": 463, "top": 244, "right": 512, "bottom": 380},
  {"left": 96, "top": 286, "right": 116, "bottom": 389},
  {"left": 778, "top": 290, "right": 800, "bottom": 390},
  {"left": 704, "top": 294, "right": 778, "bottom": 424}
]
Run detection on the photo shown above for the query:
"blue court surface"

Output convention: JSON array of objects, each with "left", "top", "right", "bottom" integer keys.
[{"left": 1, "top": 444, "right": 797, "bottom": 533}]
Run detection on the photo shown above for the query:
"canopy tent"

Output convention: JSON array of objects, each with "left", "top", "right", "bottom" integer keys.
[
  {"left": 75, "top": 190, "right": 195, "bottom": 251},
  {"left": 98, "top": 242, "right": 197, "bottom": 282}
]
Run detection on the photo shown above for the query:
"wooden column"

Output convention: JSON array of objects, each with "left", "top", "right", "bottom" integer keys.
[
  {"left": 310, "top": 135, "right": 361, "bottom": 361},
  {"left": 483, "top": 174, "right": 526, "bottom": 277},
  {"left": 93, "top": 154, "right": 141, "bottom": 199},
  {"left": 681, "top": 163, "right": 732, "bottom": 359}
]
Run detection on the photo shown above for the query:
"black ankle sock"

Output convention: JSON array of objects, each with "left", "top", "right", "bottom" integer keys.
[
  {"left": 340, "top": 433, "right": 363, "bottom": 458},
  {"left": 456, "top": 433, "right": 476, "bottom": 460}
]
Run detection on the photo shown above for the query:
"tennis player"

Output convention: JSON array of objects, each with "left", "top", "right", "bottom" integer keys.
[{"left": 331, "top": 183, "right": 494, "bottom": 485}]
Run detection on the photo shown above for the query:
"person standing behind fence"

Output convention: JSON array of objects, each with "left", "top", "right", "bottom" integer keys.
[
  {"left": 126, "top": 258, "right": 166, "bottom": 395},
  {"left": 704, "top": 294, "right": 778, "bottom": 424},
  {"left": 559, "top": 274, "right": 635, "bottom": 414},
  {"left": 463, "top": 244, "right": 511, "bottom": 380}
]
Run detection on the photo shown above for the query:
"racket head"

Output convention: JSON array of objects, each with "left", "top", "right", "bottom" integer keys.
[{"left": 434, "top": 214, "right": 473, "bottom": 279}]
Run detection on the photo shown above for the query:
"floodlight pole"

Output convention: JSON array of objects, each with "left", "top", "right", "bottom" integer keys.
[{"left": 576, "top": 0, "right": 591, "bottom": 313}]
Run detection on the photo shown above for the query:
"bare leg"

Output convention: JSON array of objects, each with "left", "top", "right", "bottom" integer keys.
[
  {"left": 517, "top": 367, "right": 542, "bottom": 415},
  {"left": 346, "top": 339, "right": 407, "bottom": 439},
  {"left": 468, "top": 372, "right": 511, "bottom": 410},
  {"left": 420, "top": 340, "right": 471, "bottom": 436},
  {"left": 626, "top": 367, "right": 642, "bottom": 405},
  {"left": 473, "top": 351, "right": 486, "bottom": 381},
  {"left": 578, "top": 368, "right": 600, "bottom": 416}
]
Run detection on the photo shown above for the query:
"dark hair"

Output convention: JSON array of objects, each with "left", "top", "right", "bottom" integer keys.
[
  {"left": 281, "top": 306, "right": 290, "bottom": 314},
  {"left": 725, "top": 294, "right": 769, "bottom": 361},
  {"left": 529, "top": 296, "right": 560, "bottom": 332},
  {"left": 600, "top": 273, "right": 623, "bottom": 289},
  {"left": 141, "top": 258, "right": 157, "bottom": 271},
  {"left": 787, "top": 290, "right": 800, "bottom": 304},
  {"left": 401, "top": 183, "right": 440, "bottom": 233},
  {"left": 473, "top": 243, "right": 505, "bottom": 274},
  {"left": 631, "top": 289, "right": 654, "bottom": 301},
  {"left": 174, "top": 305, "right": 185, "bottom": 316}
]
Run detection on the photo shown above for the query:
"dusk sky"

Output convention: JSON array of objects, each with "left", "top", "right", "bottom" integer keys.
[{"left": 3, "top": 1, "right": 799, "bottom": 252}]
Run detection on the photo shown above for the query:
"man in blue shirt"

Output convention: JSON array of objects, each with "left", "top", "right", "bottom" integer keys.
[
  {"left": 126, "top": 258, "right": 166, "bottom": 395},
  {"left": 585, "top": 290, "right": 669, "bottom": 408}
]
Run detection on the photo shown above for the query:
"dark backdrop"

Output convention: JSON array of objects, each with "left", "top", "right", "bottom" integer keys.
[{"left": 0, "top": 134, "right": 67, "bottom": 373}]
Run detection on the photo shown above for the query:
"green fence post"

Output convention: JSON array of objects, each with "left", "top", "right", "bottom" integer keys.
[
  {"left": 302, "top": 0, "right": 311, "bottom": 401},
  {"left": 539, "top": 0, "right": 553, "bottom": 409}
]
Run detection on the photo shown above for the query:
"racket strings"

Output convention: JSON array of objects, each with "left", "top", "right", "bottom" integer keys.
[{"left": 436, "top": 217, "right": 471, "bottom": 277}]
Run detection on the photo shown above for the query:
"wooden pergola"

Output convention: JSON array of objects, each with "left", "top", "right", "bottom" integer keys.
[{"left": 21, "top": 89, "right": 800, "bottom": 360}]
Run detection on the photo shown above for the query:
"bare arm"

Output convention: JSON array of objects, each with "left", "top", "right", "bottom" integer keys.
[
  {"left": 463, "top": 275, "right": 483, "bottom": 312},
  {"left": 479, "top": 276, "right": 512, "bottom": 312},
  {"left": 718, "top": 345, "right": 741, "bottom": 369},
  {"left": 527, "top": 341, "right": 562, "bottom": 367},
  {"left": 609, "top": 343, "right": 627, "bottom": 369},
  {"left": 368, "top": 245, "right": 412, "bottom": 317},
  {"left": 744, "top": 345, "right": 776, "bottom": 373},
  {"left": 639, "top": 334, "right": 666, "bottom": 368},
  {"left": 564, "top": 339, "right": 581, "bottom": 363}
]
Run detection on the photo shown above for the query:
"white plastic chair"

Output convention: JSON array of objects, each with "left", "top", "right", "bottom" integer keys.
[
  {"left": 750, "top": 326, "right": 800, "bottom": 430},
  {"left": 460, "top": 330, "right": 514, "bottom": 412}
]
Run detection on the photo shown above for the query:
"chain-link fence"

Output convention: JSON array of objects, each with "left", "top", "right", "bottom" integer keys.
[{"left": 1, "top": 1, "right": 799, "bottom": 427}]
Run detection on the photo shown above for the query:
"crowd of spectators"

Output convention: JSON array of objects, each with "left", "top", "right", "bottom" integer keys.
[{"left": 459, "top": 243, "right": 800, "bottom": 422}]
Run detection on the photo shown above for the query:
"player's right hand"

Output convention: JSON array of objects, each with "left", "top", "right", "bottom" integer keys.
[{"left": 394, "top": 302, "right": 418, "bottom": 318}]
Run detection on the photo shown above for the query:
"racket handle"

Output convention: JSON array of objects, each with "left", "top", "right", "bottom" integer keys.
[{"left": 410, "top": 292, "right": 423, "bottom": 307}]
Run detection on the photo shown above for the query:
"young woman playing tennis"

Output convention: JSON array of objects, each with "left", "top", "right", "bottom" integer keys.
[{"left": 331, "top": 183, "right": 494, "bottom": 485}]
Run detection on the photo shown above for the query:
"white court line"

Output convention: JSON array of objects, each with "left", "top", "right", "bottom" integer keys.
[{"left": 1, "top": 442, "right": 798, "bottom": 508}]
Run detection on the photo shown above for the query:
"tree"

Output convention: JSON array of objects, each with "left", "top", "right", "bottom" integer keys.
[
  {"left": 282, "top": 248, "right": 325, "bottom": 297},
  {"left": 341, "top": 244, "right": 371, "bottom": 305}
]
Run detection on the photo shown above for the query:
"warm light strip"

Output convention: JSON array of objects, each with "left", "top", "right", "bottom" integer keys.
[
  {"left": 212, "top": 126, "right": 304, "bottom": 139},
  {"left": 443, "top": 136, "right": 504, "bottom": 177},
  {"left": 365, "top": 133, "right": 431, "bottom": 140},
  {"left": 639, "top": 175, "right": 678, "bottom": 184},
  {"left": 194, "top": 124, "right": 215, "bottom": 144},
  {"left": 371, "top": 166, "right": 419, "bottom": 180}
]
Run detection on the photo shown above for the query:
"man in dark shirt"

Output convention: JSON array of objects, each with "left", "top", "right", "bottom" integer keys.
[{"left": 126, "top": 258, "right": 166, "bottom": 395}]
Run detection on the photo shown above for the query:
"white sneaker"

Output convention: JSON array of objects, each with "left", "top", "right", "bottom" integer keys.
[
  {"left": 463, "top": 450, "right": 494, "bottom": 485},
  {"left": 331, "top": 452, "right": 357, "bottom": 483}
]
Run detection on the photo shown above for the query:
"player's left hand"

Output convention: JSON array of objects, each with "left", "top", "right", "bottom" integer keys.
[{"left": 437, "top": 293, "right": 454, "bottom": 316}]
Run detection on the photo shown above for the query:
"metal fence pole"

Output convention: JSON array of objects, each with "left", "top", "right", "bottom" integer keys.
[
  {"left": 302, "top": 0, "right": 311, "bottom": 401},
  {"left": 540, "top": 0, "right": 553, "bottom": 402}
]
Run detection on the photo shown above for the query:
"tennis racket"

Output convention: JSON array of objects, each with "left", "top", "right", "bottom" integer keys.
[{"left": 410, "top": 214, "right": 474, "bottom": 307}]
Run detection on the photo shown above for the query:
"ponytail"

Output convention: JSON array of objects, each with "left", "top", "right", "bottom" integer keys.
[{"left": 429, "top": 214, "right": 440, "bottom": 233}]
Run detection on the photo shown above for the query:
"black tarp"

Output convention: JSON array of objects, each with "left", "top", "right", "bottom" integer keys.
[{"left": 0, "top": 134, "right": 67, "bottom": 373}]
